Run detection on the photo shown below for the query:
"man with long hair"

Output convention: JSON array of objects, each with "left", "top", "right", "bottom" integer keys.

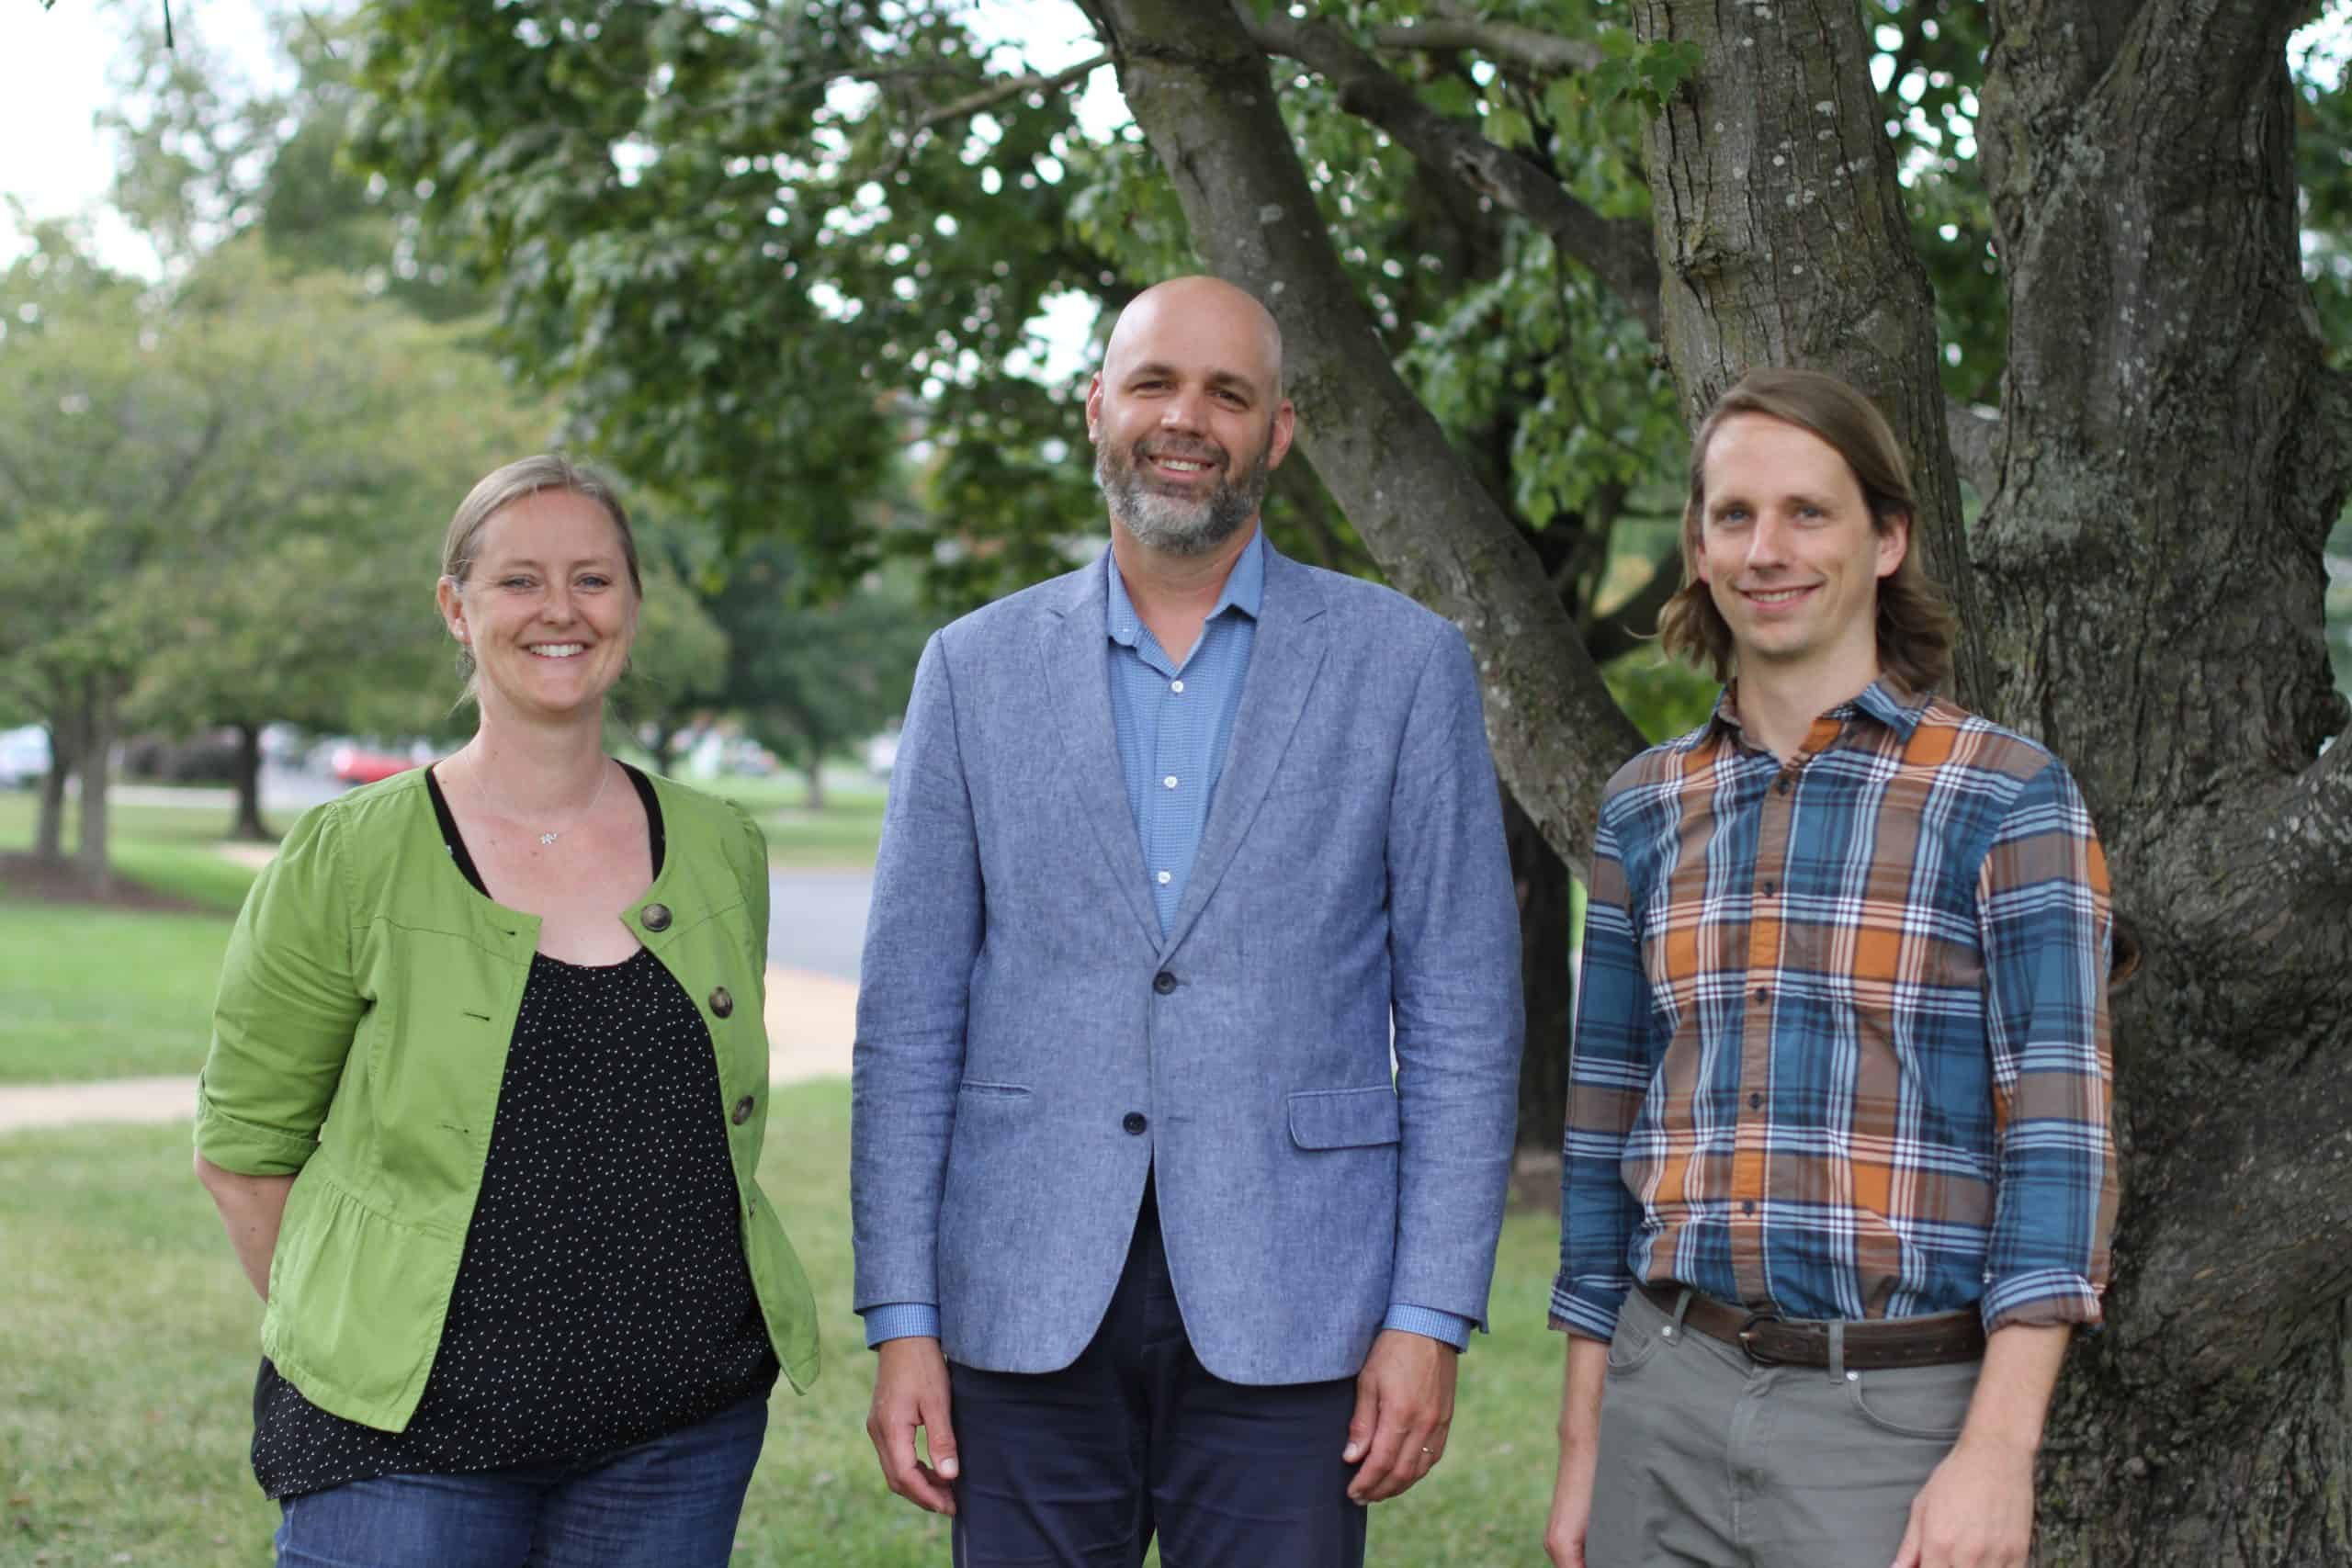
[{"left": 1544, "top": 369, "right": 2119, "bottom": 1568}]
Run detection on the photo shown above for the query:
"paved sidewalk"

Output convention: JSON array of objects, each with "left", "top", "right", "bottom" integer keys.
[{"left": 0, "top": 964, "right": 858, "bottom": 1134}]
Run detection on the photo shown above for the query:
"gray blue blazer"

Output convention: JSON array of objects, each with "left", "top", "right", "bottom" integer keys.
[{"left": 850, "top": 543, "right": 1523, "bottom": 1386}]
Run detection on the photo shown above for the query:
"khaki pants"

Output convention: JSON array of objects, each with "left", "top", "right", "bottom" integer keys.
[{"left": 1587, "top": 1286, "right": 1980, "bottom": 1568}]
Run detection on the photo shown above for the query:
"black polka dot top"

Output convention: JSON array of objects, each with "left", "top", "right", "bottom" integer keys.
[{"left": 249, "top": 764, "right": 778, "bottom": 1500}]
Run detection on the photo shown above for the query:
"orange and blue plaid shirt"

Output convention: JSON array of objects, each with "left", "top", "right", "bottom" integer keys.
[{"left": 1552, "top": 680, "right": 2118, "bottom": 1340}]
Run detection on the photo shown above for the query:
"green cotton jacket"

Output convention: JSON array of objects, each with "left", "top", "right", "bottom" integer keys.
[{"left": 194, "top": 766, "right": 819, "bottom": 1433}]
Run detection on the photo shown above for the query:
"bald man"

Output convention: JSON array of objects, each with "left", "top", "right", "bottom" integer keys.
[{"left": 851, "top": 276, "right": 1523, "bottom": 1567}]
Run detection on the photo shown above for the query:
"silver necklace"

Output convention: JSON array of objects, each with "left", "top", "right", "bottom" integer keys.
[{"left": 481, "top": 756, "right": 612, "bottom": 846}]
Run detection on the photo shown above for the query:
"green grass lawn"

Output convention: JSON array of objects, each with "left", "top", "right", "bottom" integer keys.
[
  {"left": 0, "top": 902, "right": 233, "bottom": 1082},
  {"left": 0, "top": 1080, "right": 1567, "bottom": 1566}
]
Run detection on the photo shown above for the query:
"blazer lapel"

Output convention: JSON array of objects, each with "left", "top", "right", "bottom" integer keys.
[
  {"left": 1159, "top": 548, "right": 1329, "bottom": 957},
  {"left": 1038, "top": 559, "right": 1161, "bottom": 945}
]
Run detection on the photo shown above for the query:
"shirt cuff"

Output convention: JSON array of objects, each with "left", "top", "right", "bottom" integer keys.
[
  {"left": 861, "top": 1303, "right": 942, "bottom": 1348},
  {"left": 1382, "top": 1303, "right": 1473, "bottom": 1351},
  {"left": 1979, "top": 1270, "right": 2105, "bottom": 1335},
  {"left": 1548, "top": 1274, "right": 1631, "bottom": 1342}
]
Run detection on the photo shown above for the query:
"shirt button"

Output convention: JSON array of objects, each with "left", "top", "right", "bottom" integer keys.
[
  {"left": 1163, "top": 775, "right": 1179, "bottom": 789},
  {"left": 1775, "top": 778, "right": 1792, "bottom": 795},
  {"left": 1153, "top": 972, "right": 1178, "bottom": 995},
  {"left": 731, "top": 1095, "right": 756, "bottom": 1126},
  {"left": 1759, "top": 882, "right": 1777, "bottom": 897},
  {"left": 640, "top": 902, "right": 672, "bottom": 932},
  {"left": 1748, "top": 1092, "right": 1763, "bottom": 1110},
  {"left": 1742, "top": 1199, "right": 1757, "bottom": 1215},
  {"left": 1170, "top": 680, "right": 1184, "bottom": 694},
  {"left": 708, "top": 986, "right": 734, "bottom": 1019},
  {"left": 1157, "top": 870, "right": 1172, "bottom": 885},
  {"left": 1123, "top": 1111, "right": 1148, "bottom": 1135},
  {"left": 1753, "top": 987, "right": 1771, "bottom": 1004}
]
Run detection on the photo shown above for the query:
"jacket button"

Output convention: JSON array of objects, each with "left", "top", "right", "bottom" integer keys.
[
  {"left": 1152, "top": 972, "right": 1177, "bottom": 995},
  {"left": 732, "top": 1095, "right": 756, "bottom": 1126},
  {"left": 641, "top": 902, "right": 673, "bottom": 932},
  {"left": 1123, "top": 1111, "right": 1148, "bottom": 1135},
  {"left": 709, "top": 986, "right": 734, "bottom": 1019}
]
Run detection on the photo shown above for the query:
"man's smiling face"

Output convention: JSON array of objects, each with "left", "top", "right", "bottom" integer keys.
[
  {"left": 1086, "top": 278, "right": 1295, "bottom": 557},
  {"left": 1693, "top": 412, "right": 1907, "bottom": 680}
]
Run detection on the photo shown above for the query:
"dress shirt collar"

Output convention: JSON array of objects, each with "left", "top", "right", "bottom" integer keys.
[
  {"left": 1698, "top": 674, "right": 1932, "bottom": 751},
  {"left": 1104, "top": 526, "right": 1267, "bottom": 649}
]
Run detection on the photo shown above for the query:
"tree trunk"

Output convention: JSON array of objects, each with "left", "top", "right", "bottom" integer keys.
[
  {"left": 32, "top": 714, "right": 72, "bottom": 865},
  {"left": 229, "top": 721, "right": 271, "bottom": 842},
  {"left": 74, "top": 675, "right": 115, "bottom": 895},
  {"left": 1968, "top": 1, "right": 2352, "bottom": 1558},
  {"left": 1505, "top": 786, "right": 1572, "bottom": 1161},
  {"left": 802, "top": 759, "right": 825, "bottom": 813}
]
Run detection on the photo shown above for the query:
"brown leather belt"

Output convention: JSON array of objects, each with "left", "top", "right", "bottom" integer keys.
[{"left": 1639, "top": 1281, "right": 1985, "bottom": 1370}]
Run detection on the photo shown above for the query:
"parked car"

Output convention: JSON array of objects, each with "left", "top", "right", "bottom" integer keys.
[
  {"left": 327, "top": 741, "right": 422, "bottom": 785},
  {"left": 0, "top": 725, "right": 49, "bottom": 788}
]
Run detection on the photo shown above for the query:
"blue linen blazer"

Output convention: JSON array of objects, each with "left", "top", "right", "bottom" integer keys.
[{"left": 850, "top": 542, "right": 1524, "bottom": 1386}]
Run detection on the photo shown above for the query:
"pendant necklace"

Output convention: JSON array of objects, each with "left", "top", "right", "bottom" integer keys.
[{"left": 484, "top": 756, "right": 611, "bottom": 847}]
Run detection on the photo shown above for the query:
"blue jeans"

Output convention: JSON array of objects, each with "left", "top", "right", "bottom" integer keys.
[{"left": 273, "top": 1395, "right": 768, "bottom": 1568}]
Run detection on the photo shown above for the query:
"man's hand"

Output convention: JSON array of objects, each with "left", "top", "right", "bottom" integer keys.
[
  {"left": 1544, "top": 1335, "right": 1610, "bottom": 1566},
  {"left": 1890, "top": 1433, "right": 2035, "bottom": 1568},
  {"left": 865, "top": 1336, "right": 960, "bottom": 1515},
  {"left": 1342, "top": 1328, "right": 1457, "bottom": 1503}
]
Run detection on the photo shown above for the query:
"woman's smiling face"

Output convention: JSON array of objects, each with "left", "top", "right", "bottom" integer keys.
[{"left": 438, "top": 488, "right": 639, "bottom": 721}]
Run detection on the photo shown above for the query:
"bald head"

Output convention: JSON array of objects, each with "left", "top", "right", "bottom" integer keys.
[
  {"left": 1085, "top": 275, "right": 1296, "bottom": 557},
  {"left": 1101, "top": 276, "right": 1285, "bottom": 400}
]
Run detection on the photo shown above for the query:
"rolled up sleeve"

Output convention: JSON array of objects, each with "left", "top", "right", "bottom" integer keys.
[
  {"left": 1975, "top": 759, "right": 2118, "bottom": 1334},
  {"left": 1552, "top": 809, "right": 1653, "bottom": 1343},
  {"left": 195, "top": 801, "right": 364, "bottom": 1176}
]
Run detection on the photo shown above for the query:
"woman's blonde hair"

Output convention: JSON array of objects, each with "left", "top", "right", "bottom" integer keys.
[
  {"left": 1657, "top": 368, "right": 1955, "bottom": 695},
  {"left": 440, "top": 455, "right": 642, "bottom": 703}
]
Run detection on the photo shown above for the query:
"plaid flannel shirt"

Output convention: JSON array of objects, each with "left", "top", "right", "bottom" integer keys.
[{"left": 1552, "top": 679, "right": 2118, "bottom": 1341}]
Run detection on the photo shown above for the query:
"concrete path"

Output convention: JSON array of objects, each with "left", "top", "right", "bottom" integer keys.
[{"left": 0, "top": 963, "right": 857, "bottom": 1135}]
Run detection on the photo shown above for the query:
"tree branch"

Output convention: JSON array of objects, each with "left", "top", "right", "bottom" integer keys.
[
  {"left": 1235, "top": 2, "right": 1660, "bottom": 339},
  {"left": 903, "top": 51, "right": 1112, "bottom": 140},
  {"left": 1946, "top": 397, "right": 1999, "bottom": 497},
  {"left": 1368, "top": 4, "right": 1603, "bottom": 76}
]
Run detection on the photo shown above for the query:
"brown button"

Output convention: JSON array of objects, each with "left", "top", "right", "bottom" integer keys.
[
  {"left": 731, "top": 1095, "right": 755, "bottom": 1125},
  {"left": 641, "top": 902, "right": 672, "bottom": 932},
  {"left": 709, "top": 986, "right": 734, "bottom": 1019}
]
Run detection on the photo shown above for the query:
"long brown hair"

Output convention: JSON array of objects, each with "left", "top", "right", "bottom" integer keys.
[{"left": 1657, "top": 368, "right": 1955, "bottom": 695}]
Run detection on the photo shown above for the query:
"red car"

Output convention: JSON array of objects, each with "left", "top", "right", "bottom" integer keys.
[{"left": 328, "top": 743, "right": 423, "bottom": 785}]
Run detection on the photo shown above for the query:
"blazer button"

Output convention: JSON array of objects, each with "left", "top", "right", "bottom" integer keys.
[
  {"left": 732, "top": 1095, "right": 756, "bottom": 1126},
  {"left": 1152, "top": 972, "right": 1177, "bottom": 995},
  {"left": 1123, "top": 1111, "right": 1148, "bottom": 1135},
  {"left": 641, "top": 902, "right": 673, "bottom": 932},
  {"left": 709, "top": 986, "right": 734, "bottom": 1019}
]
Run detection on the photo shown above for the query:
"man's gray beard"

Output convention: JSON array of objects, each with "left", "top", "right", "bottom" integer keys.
[{"left": 1095, "top": 441, "right": 1272, "bottom": 558}]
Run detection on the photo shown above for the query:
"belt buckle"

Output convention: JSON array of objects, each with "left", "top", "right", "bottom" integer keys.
[{"left": 1735, "top": 1310, "right": 1783, "bottom": 1366}]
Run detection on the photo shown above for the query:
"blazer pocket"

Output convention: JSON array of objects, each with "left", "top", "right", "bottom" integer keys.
[
  {"left": 1287, "top": 1085, "right": 1402, "bottom": 1149},
  {"left": 957, "top": 1079, "right": 1031, "bottom": 1100}
]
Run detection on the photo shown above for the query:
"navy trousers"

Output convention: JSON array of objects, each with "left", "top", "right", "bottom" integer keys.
[{"left": 948, "top": 1182, "right": 1368, "bottom": 1568}]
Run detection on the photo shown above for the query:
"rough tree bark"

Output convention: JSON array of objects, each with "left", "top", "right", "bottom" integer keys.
[
  {"left": 1088, "top": 0, "right": 2352, "bottom": 1558},
  {"left": 1967, "top": 0, "right": 2352, "bottom": 1556}
]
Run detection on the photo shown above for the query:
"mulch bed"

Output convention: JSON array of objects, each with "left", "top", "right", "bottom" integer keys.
[{"left": 0, "top": 852, "right": 213, "bottom": 913}]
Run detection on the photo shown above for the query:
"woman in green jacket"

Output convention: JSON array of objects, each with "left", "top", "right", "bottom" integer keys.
[{"left": 194, "top": 457, "right": 818, "bottom": 1568}]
